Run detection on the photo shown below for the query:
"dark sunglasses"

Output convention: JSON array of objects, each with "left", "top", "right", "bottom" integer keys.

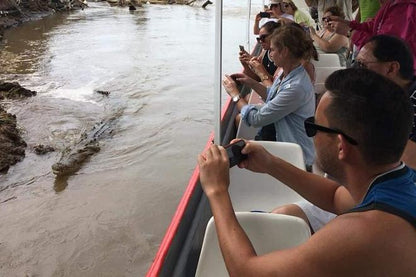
[
  {"left": 322, "top": 16, "right": 330, "bottom": 23},
  {"left": 352, "top": 60, "right": 380, "bottom": 69},
  {"left": 270, "top": 3, "right": 280, "bottom": 8},
  {"left": 304, "top": 117, "right": 358, "bottom": 145},
  {"left": 256, "top": 33, "right": 270, "bottom": 42}
]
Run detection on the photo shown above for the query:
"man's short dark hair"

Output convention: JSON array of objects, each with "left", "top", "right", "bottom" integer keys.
[
  {"left": 368, "top": 35, "right": 414, "bottom": 81},
  {"left": 325, "top": 68, "right": 413, "bottom": 165}
]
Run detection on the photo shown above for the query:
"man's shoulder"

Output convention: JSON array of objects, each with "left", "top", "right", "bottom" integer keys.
[
  {"left": 301, "top": 211, "right": 416, "bottom": 275},
  {"left": 314, "top": 210, "right": 416, "bottom": 249}
]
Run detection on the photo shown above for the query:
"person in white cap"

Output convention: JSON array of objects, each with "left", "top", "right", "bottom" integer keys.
[
  {"left": 254, "top": 0, "right": 294, "bottom": 35},
  {"left": 304, "top": 0, "right": 354, "bottom": 25}
]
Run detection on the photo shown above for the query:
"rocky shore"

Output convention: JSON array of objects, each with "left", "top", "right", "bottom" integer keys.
[
  {"left": 0, "top": 82, "right": 39, "bottom": 173},
  {"left": 0, "top": 1, "right": 78, "bottom": 173},
  {"left": 0, "top": 104, "right": 27, "bottom": 173}
]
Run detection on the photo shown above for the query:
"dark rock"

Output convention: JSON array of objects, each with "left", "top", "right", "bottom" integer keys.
[
  {"left": 34, "top": 144, "right": 55, "bottom": 155},
  {"left": 94, "top": 90, "right": 110, "bottom": 96},
  {"left": 0, "top": 105, "right": 26, "bottom": 173},
  {"left": 0, "top": 82, "right": 37, "bottom": 99}
]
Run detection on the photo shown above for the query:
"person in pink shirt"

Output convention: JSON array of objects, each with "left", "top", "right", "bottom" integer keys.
[{"left": 330, "top": 0, "right": 416, "bottom": 73}]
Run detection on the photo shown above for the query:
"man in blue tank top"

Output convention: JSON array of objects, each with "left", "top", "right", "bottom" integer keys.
[{"left": 198, "top": 68, "right": 416, "bottom": 275}]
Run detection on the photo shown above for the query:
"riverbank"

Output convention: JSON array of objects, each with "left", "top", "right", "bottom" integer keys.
[
  {"left": 0, "top": 0, "right": 85, "bottom": 42},
  {"left": 0, "top": 82, "right": 38, "bottom": 173},
  {"left": 0, "top": 1, "right": 65, "bottom": 173}
]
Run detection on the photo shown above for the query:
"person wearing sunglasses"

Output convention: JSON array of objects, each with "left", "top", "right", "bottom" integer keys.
[
  {"left": 273, "top": 34, "right": 415, "bottom": 236},
  {"left": 304, "top": 0, "right": 354, "bottom": 24},
  {"left": 198, "top": 68, "right": 416, "bottom": 276},
  {"left": 253, "top": 0, "right": 294, "bottom": 35},
  {"left": 281, "top": 0, "right": 314, "bottom": 27},
  {"left": 240, "top": 21, "right": 283, "bottom": 86},
  {"left": 354, "top": 35, "right": 416, "bottom": 170},
  {"left": 224, "top": 25, "right": 316, "bottom": 168},
  {"left": 309, "top": 6, "right": 349, "bottom": 66},
  {"left": 329, "top": 0, "right": 416, "bottom": 74}
]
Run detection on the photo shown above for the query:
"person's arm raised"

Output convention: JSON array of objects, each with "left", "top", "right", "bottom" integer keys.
[
  {"left": 248, "top": 58, "right": 274, "bottom": 86},
  {"left": 310, "top": 28, "right": 349, "bottom": 52},
  {"left": 253, "top": 13, "right": 262, "bottom": 35},
  {"left": 328, "top": 16, "right": 351, "bottom": 36},
  {"left": 199, "top": 145, "right": 375, "bottom": 276},
  {"left": 231, "top": 73, "right": 268, "bottom": 100},
  {"left": 240, "top": 51, "right": 262, "bottom": 81},
  {"left": 239, "top": 141, "right": 355, "bottom": 214}
]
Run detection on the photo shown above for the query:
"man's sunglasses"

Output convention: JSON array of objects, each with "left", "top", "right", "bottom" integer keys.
[
  {"left": 270, "top": 3, "right": 280, "bottom": 8},
  {"left": 322, "top": 16, "right": 330, "bottom": 23},
  {"left": 304, "top": 117, "right": 358, "bottom": 145},
  {"left": 256, "top": 33, "right": 270, "bottom": 42},
  {"left": 352, "top": 60, "right": 380, "bottom": 69}
]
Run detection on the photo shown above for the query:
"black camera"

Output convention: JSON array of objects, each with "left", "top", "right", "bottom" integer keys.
[
  {"left": 224, "top": 140, "right": 248, "bottom": 168},
  {"left": 259, "top": 12, "right": 271, "bottom": 18}
]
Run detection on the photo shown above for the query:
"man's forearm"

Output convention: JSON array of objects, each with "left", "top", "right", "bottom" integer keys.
[
  {"left": 253, "top": 21, "right": 260, "bottom": 35},
  {"left": 207, "top": 191, "right": 257, "bottom": 276},
  {"left": 266, "top": 156, "right": 349, "bottom": 213}
]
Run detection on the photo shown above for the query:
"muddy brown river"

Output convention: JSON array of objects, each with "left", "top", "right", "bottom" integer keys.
[{"left": 0, "top": 1, "right": 264, "bottom": 276}]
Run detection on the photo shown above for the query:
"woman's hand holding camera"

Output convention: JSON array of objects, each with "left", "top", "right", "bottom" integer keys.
[
  {"left": 223, "top": 74, "right": 239, "bottom": 97},
  {"left": 248, "top": 58, "right": 267, "bottom": 79},
  {"left": 239, "top": 51, "right": 252, "bottom": 65}
]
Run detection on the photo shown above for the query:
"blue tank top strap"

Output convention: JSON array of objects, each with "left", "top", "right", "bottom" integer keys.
[{"left": 345, "top": 166, "right": 416, "bottom": 228}]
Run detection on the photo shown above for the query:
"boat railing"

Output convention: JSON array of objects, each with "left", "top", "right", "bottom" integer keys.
[{"left": 147, "top": 42, "right": 270, "bottom": 277}]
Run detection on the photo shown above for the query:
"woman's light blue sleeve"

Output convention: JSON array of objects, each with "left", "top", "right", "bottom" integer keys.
[{"left": 242, "top": 84, "right": 304, "bottom": 128}]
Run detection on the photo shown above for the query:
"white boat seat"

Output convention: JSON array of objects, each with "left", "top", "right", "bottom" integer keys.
[
  {"left": 314, "top": 66, "right": 344, "bottom": 95},
  {"left": 229, "top": 141, "right": 305, "bottom": 212},
  {"left": 312, "top": 53, "right": 342, "bottom": 68},
  {"left": 195, "top": 212, "right": 311, "bottom": 277}
]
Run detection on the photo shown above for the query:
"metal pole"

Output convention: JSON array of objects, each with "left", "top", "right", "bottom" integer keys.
[
  {"left": 214, "top": 0, "right": 223, "bottom": 145},
  {"left": 246, "top": 0, "right": 251, "bottom": 51}
]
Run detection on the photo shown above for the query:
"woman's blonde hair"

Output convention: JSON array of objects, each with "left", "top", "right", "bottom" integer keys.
[{"left": 271, "top": 24, "right": 316, "bottom": 60}]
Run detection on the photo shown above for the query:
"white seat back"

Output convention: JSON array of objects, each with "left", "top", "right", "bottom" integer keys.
[
  {"left": 195, "top": 212, "right": 311, "bottom": 277},
  {"left": 312, "top": 53, "right": 341, "bottom": 68},
  {"left": 314, "top": 66, "right": 344, "bottom": 94},
  {"left": 229, "top": 141, "right": 305, "bottom": 212}
]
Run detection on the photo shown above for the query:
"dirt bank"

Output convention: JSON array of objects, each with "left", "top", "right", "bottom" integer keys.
[
  {"left": 0, "top": 82, "right": 38, "bottom": 173},
  {"left": 0, "top": 0, "right": 85, "bottom": 41},
  {"left": 0, "top": 104, "right": 27, "bottom": 173}
]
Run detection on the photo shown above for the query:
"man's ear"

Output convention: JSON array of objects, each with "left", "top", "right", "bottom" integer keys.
[
  {"left": 337, "top": 134, "right": 349, "bottom": 161},
  {"left": 386, "top": 61, "right": 400, "bottom": 77}
]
